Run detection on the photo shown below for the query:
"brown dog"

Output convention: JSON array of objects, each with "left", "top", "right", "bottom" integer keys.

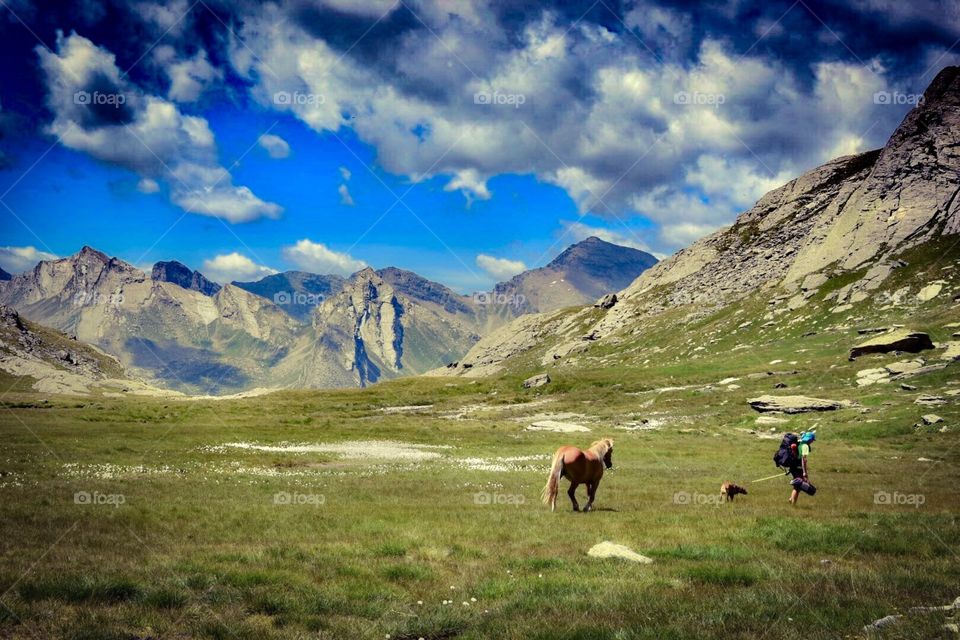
[{"left": 720, "top": 482, "right": 747, "bottom": 501}]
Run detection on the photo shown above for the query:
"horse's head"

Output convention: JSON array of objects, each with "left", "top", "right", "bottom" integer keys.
[{"left": 603, "top": 440, "right": 614, "bottom": 469}]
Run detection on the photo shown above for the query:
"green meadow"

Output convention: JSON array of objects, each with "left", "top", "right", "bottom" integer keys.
[{"left": 1, "top": 252, "right": 959, "bottom": 639}]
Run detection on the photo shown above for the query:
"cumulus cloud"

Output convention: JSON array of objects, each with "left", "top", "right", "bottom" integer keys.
[
  {"left": 0, "top": 245, "right": 58, "bottom": 273},
  {"left": 475, "top": 254, "right": 527, "bottom": 280},
  {"left": 281, "top": 239, "right": 366, "bottom": 276},
  {"left": 231, "top": 5, "right": 904, "bottom": 253},
  {"left": 338, "top": 183, "right": 355, "bottom": 206},
  {"left": 36, "top": 32, "right": 280, "bottom": 223},
  {"left": 201, "top": 252, "right": 278, "bottom": 283},
  {"left": 258, "top": 133, "right": 290, "bottom": 159}
]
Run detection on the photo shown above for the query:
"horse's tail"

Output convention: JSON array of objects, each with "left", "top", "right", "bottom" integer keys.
[{"left": 541, "top": 450, "right": 564, "bottom": 507}]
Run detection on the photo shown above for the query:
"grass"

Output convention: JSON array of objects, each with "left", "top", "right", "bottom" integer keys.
[{"left": 0, "top": 249, "right": 958, "bottom": 638}]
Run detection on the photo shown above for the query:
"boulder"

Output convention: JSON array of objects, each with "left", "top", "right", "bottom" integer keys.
[
  {"left": 922, "top": 414, "right": 944, "bottom": 425},
  {"left": 522, "top": 373, "right": 551, "bottom": 389},
  {"left": 587, "top": 542, "right": 653, "bottom": 564},
  {"left": 748, "top": 395, "right": 848, "bottom": 414},
  {"left": 856, "top": 368, "right": 889, "bottom": 386},
  {"left": 594, "top": 293, "right": 618, "bottom": 310},
  {"left": 884, "top": 359, "right": 925, "bottom": 375},
  {"left": 849, "top": 329, "right": 934, "bottom": 360},
  {"left": 917, "top": 283, "right": 943, "bottom": 302},
  {"left": 940, "top": 342, "right": 960, "bottom": 361},
  {"left": 916, "top": 395, "right": 947, "bottom": 406}
]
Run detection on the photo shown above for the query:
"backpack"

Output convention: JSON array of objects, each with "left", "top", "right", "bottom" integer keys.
[{"left": 773, "top": 433, "right": 800, "bottom": 468}]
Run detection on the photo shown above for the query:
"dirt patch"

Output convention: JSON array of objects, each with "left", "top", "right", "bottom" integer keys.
[{"left": 218, "top": 440, "right": 453, "bottom": 462}]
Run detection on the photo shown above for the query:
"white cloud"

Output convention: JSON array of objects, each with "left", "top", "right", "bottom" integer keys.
[
  {"left": 281, "top": 239, "right": 366, "bottom": 276},
  {"left": 0, "top": 246, "right": 58, "bottom": 273},
  {"left": 476, "top": 254, "right": 527, "bottom": 280},
  {"left": 258, "top": 133, "right": 290, "bottom": 159},
  {"left": 37, "top": 32, "right": 280, "bottom": 223},
  {"left": 339, "top": 166, "right": 351, "bottom": 180},
  {"left": 133, "top": 0, "right": 192, "bottom": 37},
  {"left": 201, "top": 252, "right": 278, "bottom": 283},
  {"left": 338, "top": 183, "right": 355, "bottom": 206},
  {"left": 154, "top": 45, "right": 222, "bottom": 103},
  {"left": 137, "top": 177, "right": 160, "bottom": 193}
]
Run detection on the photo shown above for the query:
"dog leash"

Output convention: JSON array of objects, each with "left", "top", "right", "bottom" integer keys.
[{"left": 751, "top": 471, "right": 789, "bottom": 483}]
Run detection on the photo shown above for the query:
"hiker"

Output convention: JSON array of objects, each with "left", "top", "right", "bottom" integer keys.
[
  {"left": 788, "top": 431, "right": 816, "bottom": 505},
  {"left": 773, "top": 430, "right": 817, "bottom": 505}
]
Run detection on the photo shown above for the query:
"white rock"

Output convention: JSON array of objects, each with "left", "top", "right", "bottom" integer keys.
[
  {"left": 587, "top": 542, "right": 653, "bottom": 564},
  {"left": 917, "top": 283, "right": 943, "bottom": 302}
]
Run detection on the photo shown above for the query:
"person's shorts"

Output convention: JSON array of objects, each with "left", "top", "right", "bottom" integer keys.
[{"left": 789, "top": 466, "right": 804, "bottom": 479}]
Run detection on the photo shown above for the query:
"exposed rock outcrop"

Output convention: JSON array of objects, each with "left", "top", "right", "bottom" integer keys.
[
  {"left": 748, "top": 395, "right": 849, "bottom": 413},
  {"left": 522, "top": 373, "right": 551, "bottom": 388},
  {"left": 849, "top": 330, "right": 934, "bottom": 360},
  {"left": 151, "top": 261, "right": 221, "bottom": 296}
]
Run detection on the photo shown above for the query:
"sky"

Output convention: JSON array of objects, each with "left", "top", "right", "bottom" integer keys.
[{"left": 0, "top": 0, "right": 956, "bottom": 293}]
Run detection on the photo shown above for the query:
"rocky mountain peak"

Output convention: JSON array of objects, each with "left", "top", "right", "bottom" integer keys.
[
  {"left": 151, "top": 260, "right": 221, "bottom": 296},
  {"left": 546, "top": 236, "right": 657, "bottom": 274}
]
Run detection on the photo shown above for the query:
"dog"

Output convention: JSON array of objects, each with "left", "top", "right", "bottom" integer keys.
[{"left": 720, "top": 482, "right": 748, "bottom": 501}]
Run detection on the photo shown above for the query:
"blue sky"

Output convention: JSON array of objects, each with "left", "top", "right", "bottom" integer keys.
[{"left": 0, "top": 0, "right": 956, "bottom": 292}]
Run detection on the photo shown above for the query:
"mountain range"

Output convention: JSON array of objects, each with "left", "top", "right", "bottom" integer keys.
[{"left": 0, "top": 237, "right": 655, "bottom": 393}]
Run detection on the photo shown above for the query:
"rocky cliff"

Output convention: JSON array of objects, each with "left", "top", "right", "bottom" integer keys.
[{"left": 151, "top": 261, "right": 221, "bottom": 296}]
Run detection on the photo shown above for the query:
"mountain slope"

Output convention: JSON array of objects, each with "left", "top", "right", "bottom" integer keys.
[
  {"left": 436, "top": 66, "right": 960, "bottom": 378},
  {"left": 491, "top": 236, "right": 657, "bottom": 314},
  {"left": 232, "top": 271, "right": 345, "bottom": 321},
  {"left": 0, "top": 267, "right": 11, "bottom": 281},
  {"left": 0, "top": 305, "right": 173, "bottom": 396}
]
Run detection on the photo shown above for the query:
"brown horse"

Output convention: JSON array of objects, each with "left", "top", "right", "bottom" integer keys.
[{"left": 541, "top": 438, "right": 613, "bottom": 512}]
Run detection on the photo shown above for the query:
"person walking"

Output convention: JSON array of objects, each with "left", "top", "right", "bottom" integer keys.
[{"left": 788, "top": 431, "right": 816, "bottom": 505}]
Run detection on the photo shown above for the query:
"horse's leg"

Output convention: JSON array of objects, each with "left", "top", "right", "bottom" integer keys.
[
  {"left": 585, "top": 478, "right": 601, "bottom": 512},
  {"left": 567, "top": 482, "right": 580, "bottom": 512}
]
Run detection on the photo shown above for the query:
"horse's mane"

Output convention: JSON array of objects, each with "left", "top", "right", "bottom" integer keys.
[{"left": 588, "top": 438, "right": 613, "bottom": 456}]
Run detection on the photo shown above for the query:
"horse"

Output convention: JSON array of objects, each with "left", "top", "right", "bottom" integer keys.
[{"left": 541, "top": 438, "right": 613, "bottom": 512}]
